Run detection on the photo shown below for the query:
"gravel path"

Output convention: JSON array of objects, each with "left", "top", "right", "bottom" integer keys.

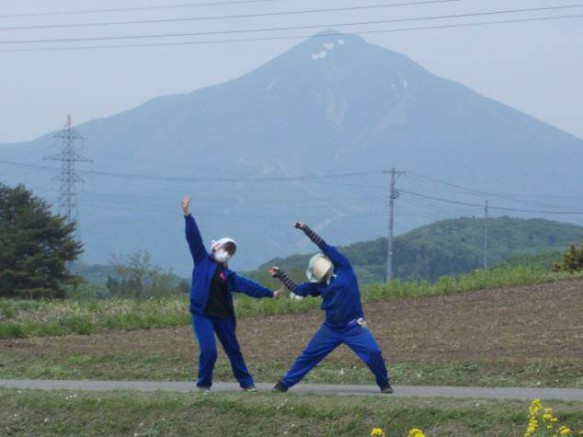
[{"left": 1, "top": 379, "right": 581, "bottom": 401}]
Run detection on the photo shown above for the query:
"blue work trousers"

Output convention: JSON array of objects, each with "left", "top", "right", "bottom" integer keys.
[
  {"left": 192, "top": 314, "right": 254, "bottom": 389},
  {"left": 281, "top": 323, "right": 389, "bottom": 389}
]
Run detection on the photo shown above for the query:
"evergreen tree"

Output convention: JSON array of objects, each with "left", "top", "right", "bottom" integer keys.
[
  {"left": 554, "top": 242, "right": 583, "bottom": 273},
  {"left": 0, "top": 183, "right": 83, "bottom": 299}
]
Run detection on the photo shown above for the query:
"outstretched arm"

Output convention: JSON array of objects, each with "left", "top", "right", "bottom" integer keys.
[
  {"left": 232, "top": 274, "right": 282, "bottom": 299},
  {"left": 269, "top": 266, "right": 320, "bottom": 297},
  {"left": 182, "top": 195, "right": 207, "bottom": 264},
  {"left": 294, "top": 221, "right": 352, "bottom": 271}
]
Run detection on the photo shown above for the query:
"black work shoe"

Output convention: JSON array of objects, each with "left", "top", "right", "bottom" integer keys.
[
  {"left": 272, "top": 381, "right": 288, "bottom": 393},
  {"left": 242, "top": 385, "right": 258, "bottom": 392},
  {"left": 380, "top": 382, "right": 394, "bottom": 394}
]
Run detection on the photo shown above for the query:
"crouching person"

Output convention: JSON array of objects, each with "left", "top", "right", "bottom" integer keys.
[
  {"left": 269, "top": 221, "right": 393, "bottom": 394},
  {"left": 181, "top": 195, "right": 281, "bottom": 392}
]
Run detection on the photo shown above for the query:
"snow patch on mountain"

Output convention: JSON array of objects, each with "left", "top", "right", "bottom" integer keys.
[
  {"left": 311, "top": 50, "right": 328, "bottom": 60},
  {"left": 311, "top": 40, "right": 343, "bottom": 60}
]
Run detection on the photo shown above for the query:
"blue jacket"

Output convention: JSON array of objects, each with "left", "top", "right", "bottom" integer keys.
[
  {"left": 185, "top": 214, "right": 274, "bottom": 316},
  {"left": 293, "top": 243, "right": 365, "bottom": 329}
]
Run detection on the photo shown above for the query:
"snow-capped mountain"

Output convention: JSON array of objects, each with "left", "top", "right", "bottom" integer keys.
[{"left": 2, "top": 30, "right": 582, "bottom": 275}]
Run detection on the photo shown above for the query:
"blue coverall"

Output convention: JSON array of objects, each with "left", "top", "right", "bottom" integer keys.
[
  {"left": 184, "top": 213, "right": 274, "bottom": 389},
  {"left": 279, "top": 242, "right": 390, "bottom": 389}
]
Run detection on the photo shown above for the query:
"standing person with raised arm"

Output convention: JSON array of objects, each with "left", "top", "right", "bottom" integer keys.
[
  {"left": 269, "top": 221, "right": 393, "bottom": 394},
  {"left": 181, "top": 195, "right": 282, "bottom": 392}
]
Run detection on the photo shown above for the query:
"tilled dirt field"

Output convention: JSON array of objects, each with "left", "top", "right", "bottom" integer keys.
[{"left": 1, "top": 278, "right": 581, "bottom": 386}]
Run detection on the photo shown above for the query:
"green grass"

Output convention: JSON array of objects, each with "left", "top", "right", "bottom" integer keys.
[
  {"left": 0, "top": 297, "right": 190, "bottom": 338},
  {"left": 1, "top": 266, "right": 582, "bottom": 339},
  {"left": 1, "top": 389, "right": 582, "bottom": 436}
]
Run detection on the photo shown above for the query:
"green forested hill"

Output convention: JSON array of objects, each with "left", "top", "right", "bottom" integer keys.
[{"left": 254, "top": 217, "right": 583, "bottom": 283}]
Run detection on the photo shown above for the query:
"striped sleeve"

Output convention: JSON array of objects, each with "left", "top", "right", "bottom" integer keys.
[
  {"left": 272, "top": 269, "right": 299, "bottom": 293},
  {"left": 302, "top": 224, "right": 325, "bottom": 248}
]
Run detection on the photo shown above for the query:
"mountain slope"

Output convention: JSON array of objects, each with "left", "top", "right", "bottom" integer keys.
[{"left": 1, "top": 30, "right": 582, "bottom": 275}]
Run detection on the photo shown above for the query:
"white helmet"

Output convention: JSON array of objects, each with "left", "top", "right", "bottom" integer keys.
[
  {"left": 306, "top": 254, "right": 333, "bottom": 283},
  {"left": 210, "top": 238, "right": 237, "bottom": 254}
]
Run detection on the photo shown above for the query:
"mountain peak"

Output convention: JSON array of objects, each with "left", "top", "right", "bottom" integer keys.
[{"left": 300, "top": 29, "right": 367, "bottom": 58}]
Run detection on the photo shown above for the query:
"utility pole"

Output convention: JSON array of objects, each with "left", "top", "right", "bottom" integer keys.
[
  {"left": 45, "top": 115, "right": 91, "bottom": 227},
  {"left": 484, "top": 200, "right": 489, "bottom": 269},
  {"left": 384, "top": 168, "right": 403, "bottom": 283}
]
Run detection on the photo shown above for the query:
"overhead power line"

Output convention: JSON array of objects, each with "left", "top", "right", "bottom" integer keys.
[
  {"left": 4, "top": 159, "right": 582, "bottom": 216},
  {"left": 408, "top": 171, "right": 517, "bottom": 198},
  {"left": 407, "top": 171, "right": 583, "bottom": 211},
  {"left": 401, "top": 190, "right": 583, "bottom": 215},
  {"left": 4, "top": 4, "right": 583, "bottom": 45},
  {"left": 83, "top": 189, "right": 386, "bottom": 204},
  {"left": 0, "top": 159, "right": 380, "bottom": 183},
  {"left": 0, "top": 0, "right": 288, "bottom": 19},
  {"left": 2, "top": 13, "right": 582, "bottom": 53},
  {"left": 0, "top": 0, "right": 463, "bottom": 32}
]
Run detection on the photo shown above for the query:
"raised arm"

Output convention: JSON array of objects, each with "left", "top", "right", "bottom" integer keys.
[
  {"left": 294, "top": 222, "right": 326, "bottom": 250},
  {"left": 294, "top": 221, "right": 352, "bottom": 271},
  {"left": 181, "top": 195, "right": 207, "bottom": 264},
  {"left": 269, "top": 266, "right": 320, "bottom": 297}
]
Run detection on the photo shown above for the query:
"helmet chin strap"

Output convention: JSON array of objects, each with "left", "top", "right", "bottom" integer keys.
[{"left": 324, "top": 271, "right": 335, "bottom": 285}]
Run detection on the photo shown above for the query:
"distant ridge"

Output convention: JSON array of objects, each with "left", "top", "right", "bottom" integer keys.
[{"left": 254, "top": 217, "right": 583, "bottom": 282}]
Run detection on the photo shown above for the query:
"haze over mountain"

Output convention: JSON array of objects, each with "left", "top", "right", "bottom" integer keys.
[{"left": 1, "top": 30, "right": 581, "bottom": 275}]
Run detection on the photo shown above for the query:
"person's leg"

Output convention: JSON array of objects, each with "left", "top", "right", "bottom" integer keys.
[
  {"left": 192, "top": 314, "right": 218, "bottom": 388},
  {"left": 342, "top": 325, "right": 390, "bottom": 388},
  {"left": 214, "top": 317, "right": 254, "bottom": 388},
  {"left": 280, "top": 324, "right": 341, "bottom": 389}
]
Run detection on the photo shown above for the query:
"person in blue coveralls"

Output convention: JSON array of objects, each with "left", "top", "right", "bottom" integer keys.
[
  {"left": 181, "top": 195, "right": 282, "bottom": 392},
  {"left": 269, "top": 221, "right": 393, "bottom": 394}
]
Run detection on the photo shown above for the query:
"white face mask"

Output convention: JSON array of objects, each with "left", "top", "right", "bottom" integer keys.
[{"left": 214, "top": 249, "right": 232, "bottom": 264}]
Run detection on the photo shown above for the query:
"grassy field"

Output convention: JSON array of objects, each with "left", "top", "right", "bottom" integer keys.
[
  {"left": 1, "top": 266, "right": 582, "bottom": 339},
  {"left": 1, "top": 277, "right": 581, "bottom": 388},
  {"left": 1, "top": 273, "right": 582, "bottom": 436},
  {"left": 1, "top": 389, "right": 582, "bottom": 436}
]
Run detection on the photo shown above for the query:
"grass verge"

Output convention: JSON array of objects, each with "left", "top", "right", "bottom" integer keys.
[{"left": 1, "top": 389, "right": 582, "bottom": 436}]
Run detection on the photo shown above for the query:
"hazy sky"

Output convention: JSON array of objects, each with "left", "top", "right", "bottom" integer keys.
[{"left": 1, "top": 0, "right": 582, "bottom": 144}]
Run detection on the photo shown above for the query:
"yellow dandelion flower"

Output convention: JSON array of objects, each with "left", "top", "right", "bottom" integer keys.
[
  {"left": 371, "top": 428, "right": 386, "bottom": 437},
  {"left": 407, "top": 428, "right": 427, "bottom": 437},
  {"left": 559, "top": 426, "right": 572, "bottom": 436}
]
